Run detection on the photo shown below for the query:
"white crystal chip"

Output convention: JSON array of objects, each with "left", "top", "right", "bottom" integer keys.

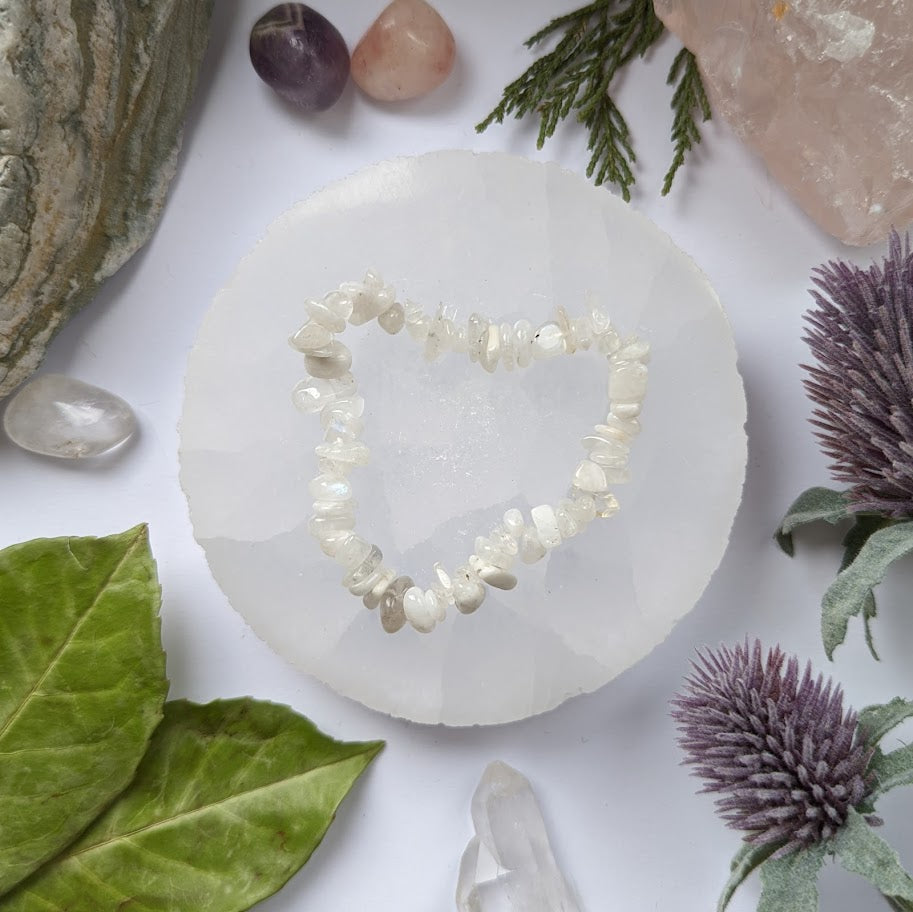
[
  {"left": 456, "top": 761, "right": 581, "bottom": 912},
  {"left": 4, "top": 373, "right": 136, "bottom": 458}
]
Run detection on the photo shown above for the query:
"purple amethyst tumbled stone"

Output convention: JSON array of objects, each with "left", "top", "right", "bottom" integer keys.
[{"left": 249, "top": 4, "right": 350, "bottom": 112}]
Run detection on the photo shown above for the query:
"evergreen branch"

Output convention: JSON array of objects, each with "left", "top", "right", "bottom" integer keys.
[
  {"left": 477, "top": 1, "right": 713, "bottom": 198},
  {"left": 662, "top": 47, "right": 712, "bottom": 196},
  {"left": 476, "top": 0, "right": 665, "bottom": 201}
]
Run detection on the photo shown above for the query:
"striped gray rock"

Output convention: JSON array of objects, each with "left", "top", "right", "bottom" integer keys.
[{"left": 0, "top": 0, "right": 213, "bottom": 397}]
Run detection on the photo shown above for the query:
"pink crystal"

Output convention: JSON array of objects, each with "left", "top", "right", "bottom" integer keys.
[
  {"left": 654, "top": 0, "right": 913, "bottom": 246},
  {"left": 351, "top": 0, "right": 456, "bottom": 102}
]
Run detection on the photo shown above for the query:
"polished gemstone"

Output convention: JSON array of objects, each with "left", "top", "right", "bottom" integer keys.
[
  {"left": 456, "top": 761, "right": 581, "bottom": 912},
  {"left": 351, "top": 0, "right": 456, "bottom": 102},
  {"left": 4, "top": 374, "right": 136, "bottom": 458},
  {"left": 249, "top": 4, "right": 350, "bottom": 112}
]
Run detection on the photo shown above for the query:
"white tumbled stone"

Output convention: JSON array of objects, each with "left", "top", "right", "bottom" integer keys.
[
  {"left": 503, "top": 508, "right": 525, "bottom": 537},
  {"left": 531, "top": 322, "right": 565, "bottom": 359},
  {"left": 499, "top": 322, "right": 516, "bottom": 371},
  {"left": 518, "top": 528, "right": 546, "bottom": 564},
  {"left": 306, "top": 297, "right": 347, "bottom": 332},
  {"left": 305, "top": 340, "right": 352, "bottom": 379},
  {"left": 594, "top": 493, "right": 620, "bottom": 517},
  {"left": 467, "top": 313, "right": 489, "bottom": 362},
  {"left": 453, "top": 568, "right": 486, "bottom": 614},
  {"left": 3, "top": 374, "right": 137, "bottom": 459},
  {"left": 308, "top": 473, "right": 352, "bottom": 501},
  {"left": 573, "top": 460, "right": 608, "bottom": 493},
  {"left": 363, "top": 568, "right": 396, "bottom": 610},
  {"left": 530, "top": 505, "right": 561, "bottom": 549},
  {"left": 480, "top": 324, "right": 500, "bottom": 373},
  {"left": 616, "top": 338, "right": 651, "bottom": 363},
  {"left": 378, "top": 300, "right": 405, "bottom": 334},
  {"left": 289, "top": 321, "right": 334, "bottom": 352},
  {"left": 478, "top": 566, "right": 518, "bottom": 590},
  {"left": 611, "top": 400, "right": 642, "bottom": 419},
  {"left": 609, "top": 361, "right": 648, "bottom": 401},
  {"left": 403, "top": 585, "right": 436, "bottom": 632},
  {"left": 332, "top": 534, "right": 372, "bottom": 569},
  {"left": 514, "top": 320, "right": 533, "bottom": 367},
  {"left": 555, "top": 502, "right": 579, "bottom": 539},
  {"left": 489, "top": 526, "right": 519, "bottom": 556},
  {"left": 475, "top": 537, "right": 513, "bottom": 570}
]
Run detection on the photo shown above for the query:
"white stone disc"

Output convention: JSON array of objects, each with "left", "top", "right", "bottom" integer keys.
[{"left": 179, "top": 151, "right": 746, "bottom": 726}]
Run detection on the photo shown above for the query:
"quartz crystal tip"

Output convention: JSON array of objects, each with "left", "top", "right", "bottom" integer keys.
[{"left": 456, "top": 761, "right": 582, "bottom": 912}]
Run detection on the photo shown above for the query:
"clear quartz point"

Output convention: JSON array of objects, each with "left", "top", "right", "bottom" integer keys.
[
  {"left": 456, "top": 761, "right": 581, "bottom": 912},
  {"left": 4, "top": 373, "right": 136, "bottom": 458}
]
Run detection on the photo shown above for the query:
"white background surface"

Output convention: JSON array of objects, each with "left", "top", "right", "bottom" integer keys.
[{"left": 3, "top": 2, "right": 913, "bottom": 910}]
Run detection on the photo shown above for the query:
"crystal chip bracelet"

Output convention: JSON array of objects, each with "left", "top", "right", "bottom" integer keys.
[{"left": 290, "top": 272, "right": 649, "bottom": 635}]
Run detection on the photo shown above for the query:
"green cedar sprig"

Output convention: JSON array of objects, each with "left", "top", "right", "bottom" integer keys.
[{"left": 476, "top": 0, "right": 711, "bottom": 201}]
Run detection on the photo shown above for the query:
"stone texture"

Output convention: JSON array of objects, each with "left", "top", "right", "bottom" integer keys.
[
  {"left": 179, "top": 151, "right": 747, "bottom": 726},
  {"left": 654, "top": 0, "right": 913, "bottom": 246},
  {"left": 352, "top": 0, "right": 456, "bottom": 102},
  {"left": 3, "top": 374, "right": 136, "bottom": 458},
  {"left": 457, "top": 762, "right": 581, "bottom": 912},
  {"left": 249, "top": 4, "right": 349, "bottom": 112},
  {"left": 0, "top": 0, "right": 213, "bottom": 398}
]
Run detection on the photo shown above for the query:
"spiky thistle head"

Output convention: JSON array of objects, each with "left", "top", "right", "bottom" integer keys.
[
  {"left": 803, "top": 230, "right": 913, "bottom": 517},
  {"left": 671, "top": 640, "right": 874, "bottom": 857}
]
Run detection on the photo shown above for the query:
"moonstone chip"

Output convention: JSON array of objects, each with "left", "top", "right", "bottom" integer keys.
[
  {"left": 351, "top": 0, "right": 456, "bottom": 102},
  {"left": 654, "top": 0, "right": 913, "bottom": 246},
  {"left": 180, "top": 151, "right": 746, "bottom": 725},
  {"left": 456, "top": 762, "right": 581, "bottom": 912},
  {"left": 4, "top": 374, "right": 135, "bottom": 458}
]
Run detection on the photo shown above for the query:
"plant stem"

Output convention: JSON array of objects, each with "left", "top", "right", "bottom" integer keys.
[{"left": 885, "top": 895, "right": 913, "bottom": 911}]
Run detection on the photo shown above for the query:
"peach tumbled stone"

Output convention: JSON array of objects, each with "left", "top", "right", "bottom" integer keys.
[{"left": 352, "top": 0, "right": 455, "bottom": 102}]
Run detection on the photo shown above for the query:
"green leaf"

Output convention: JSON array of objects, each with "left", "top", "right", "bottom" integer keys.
[
  {"left": 775, "top": 487, "right": 851, "bottom": 556},
  {"left": 859, "top": 698, "right": 913, "bottom": 746},
  {"left": 840, "top": 515, "right": 889, "bottom": 659},
  {"left": 0, "top": 699, "right": 383, "bottom": 912},
  {"left": 821, "top": 522, "right": 913, "bottom": 659},
  {"left": 0, "top": 526, "right": 167, "bottom": 896},
  {"left": 870, "top": 743, "right": 913, "bottom": 801},
  {"left": 718, "top": 841, "right": 779, "bottom": 912},
  {"left": 834, "top": 808, "right": 913, "bottom": 901},
  {"left": 758, "top": 843, "right": 828, "bottom": 912}
]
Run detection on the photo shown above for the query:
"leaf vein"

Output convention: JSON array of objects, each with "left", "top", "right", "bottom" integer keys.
[{"left": 0, "top": 529, "right": 146, "bottom": 744}]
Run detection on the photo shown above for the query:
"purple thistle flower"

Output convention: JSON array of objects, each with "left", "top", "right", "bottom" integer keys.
[
  {"left": 803, "top": 230, "right": 913, "bottom": 516},
  {"left": 671, "top": 640, "right": 874, "bottom": 856}
]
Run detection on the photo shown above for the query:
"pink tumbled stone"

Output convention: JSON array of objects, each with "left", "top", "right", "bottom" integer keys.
[{"left": 352, "top": 0, "right": 456, "bottom": 102}]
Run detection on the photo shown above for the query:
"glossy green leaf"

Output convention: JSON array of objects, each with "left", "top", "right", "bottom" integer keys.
[
  {"left": 0, "top": 699, "right": 383, "bottom": 912},
  {"left": 834, "top": 808, "right": 913, "bottom": 901},
  {"left": 859, "top": 698, "right": 913, "bottom": 746},
  {"left": 821, "top": 522, "right": 913, "bottom": 658},
  {"left": 717, "top": 841, "right": 779, "bottom": 912},
  {"left": 757, "top": 843, "right": 827, "bottom": 912},
  {"left": 0, "top": 526, "right": 166, "bottom": 895},
  {"left": 775, "top": 487, "right": 850, "bottom": 556}
]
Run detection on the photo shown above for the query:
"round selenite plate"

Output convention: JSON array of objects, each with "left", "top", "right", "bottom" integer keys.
[{"left": 180, "top": 151, "right": 747, "bottom": 726}]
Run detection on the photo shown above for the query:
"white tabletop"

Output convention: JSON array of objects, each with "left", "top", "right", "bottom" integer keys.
[{"left": 3, "top": 3, "right": 912, "bottom": 910}]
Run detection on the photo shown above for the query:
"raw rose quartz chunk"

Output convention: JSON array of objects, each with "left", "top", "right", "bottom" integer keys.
[
  {"left": 654, "top": 0, "right": 913, "bottom": 246},
  {"left": 352, "top": 0, "right": 456, "bottom": 102}
]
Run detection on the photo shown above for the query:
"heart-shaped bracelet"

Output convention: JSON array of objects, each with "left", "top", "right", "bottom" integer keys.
[{"left": 291, "top": 272, "right": 649, "bottom": 635}]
